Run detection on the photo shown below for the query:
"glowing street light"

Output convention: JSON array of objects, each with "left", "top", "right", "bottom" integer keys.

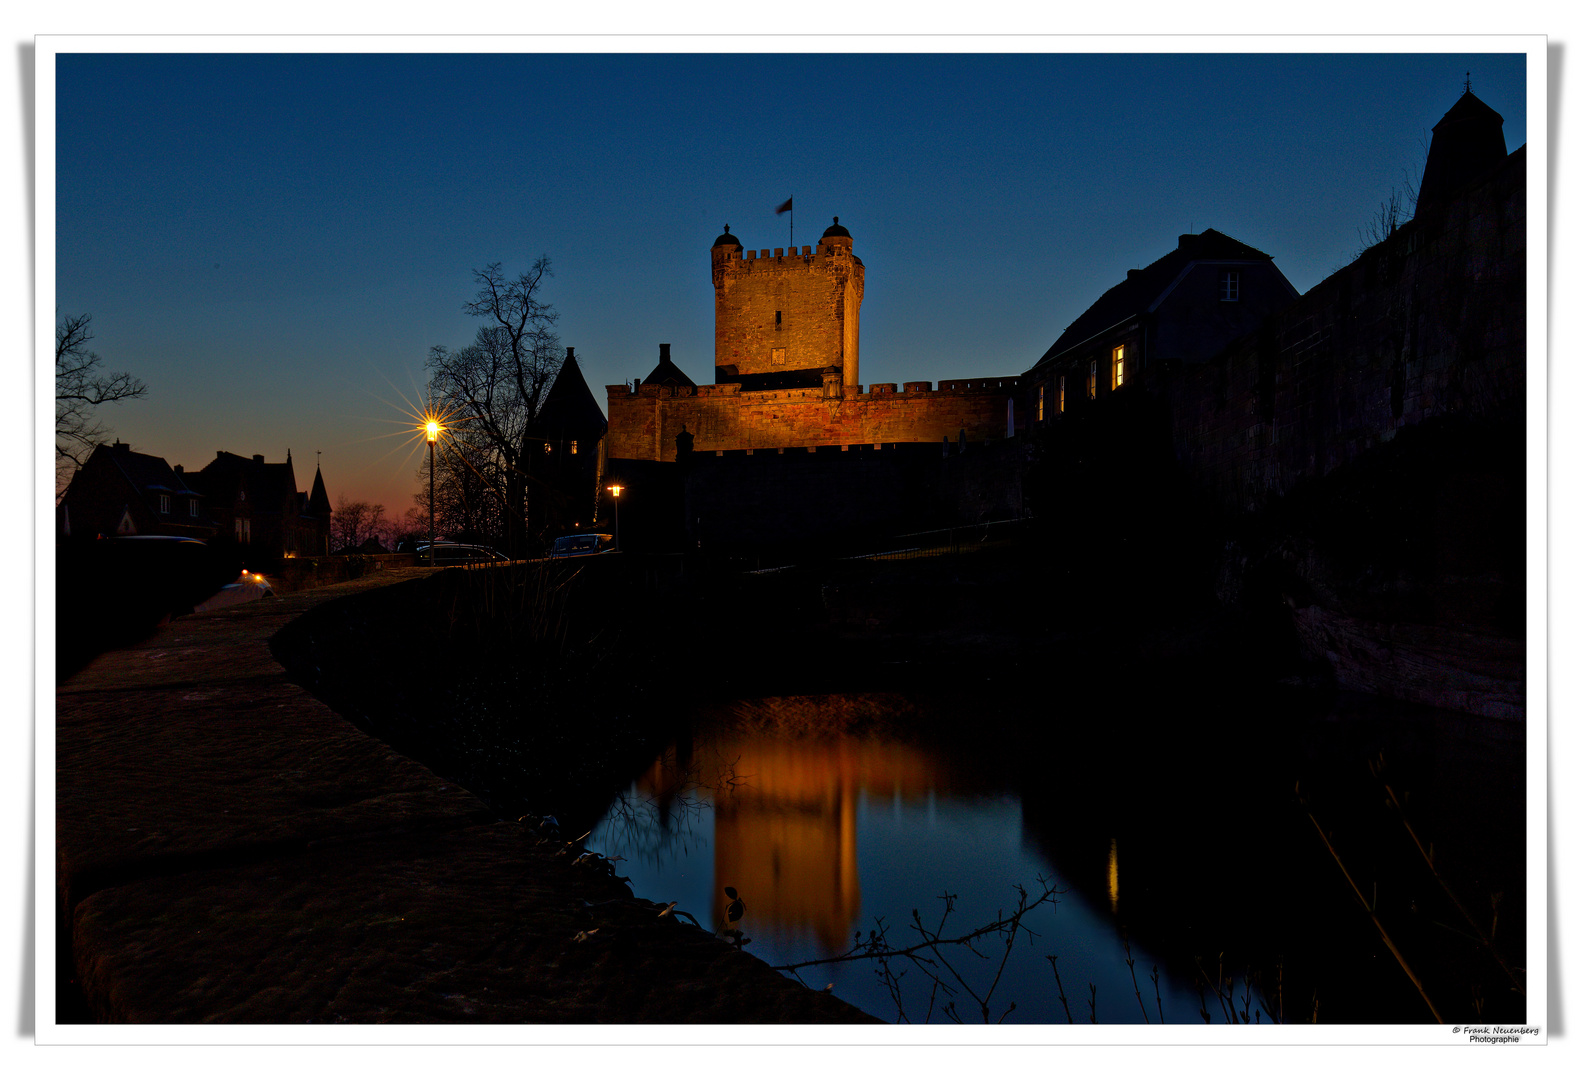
[
  {"left": 606, "top": 483, "right": 623, "bottom": 553},
  {"left": 425, "top": 414, "right": 442, "bottom": 563}
]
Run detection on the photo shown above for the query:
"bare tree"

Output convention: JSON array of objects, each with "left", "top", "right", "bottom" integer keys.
[
  {"left": 331, "top": 496, "right": 388, "bottom": 552},
  {"left": 56, "top": 312, "right": 147, "bottom": 489},
  {"left": 426, "top": 259, "right": 561, "bottom": 556}
]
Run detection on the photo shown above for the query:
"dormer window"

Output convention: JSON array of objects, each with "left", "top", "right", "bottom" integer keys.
[{"left": 1219, "top": 270, "right": 1240, "bottom": 302}]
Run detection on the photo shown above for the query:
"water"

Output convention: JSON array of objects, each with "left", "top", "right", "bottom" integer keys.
[{"left": 587, "top": 694, "right": 1208, "bottom": 1024}]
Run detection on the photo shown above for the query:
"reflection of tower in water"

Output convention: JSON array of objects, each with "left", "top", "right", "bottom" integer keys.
[{"left": 634, "top": 698, "right": 957, "bottom": 957}]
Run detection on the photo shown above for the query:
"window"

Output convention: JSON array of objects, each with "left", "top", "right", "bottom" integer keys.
[
  {"left": 570, "top": 440, "right": 578, "bottom": 455},
  {"left": 775, "top": 310, "right": 782, "bottom": 328},
  {"left": 235, "top": 517, "right": 251, "bottom": 543},
  {"left": 1037, "top": 385, "right": 1045, "bottom": 422},
  {"left": 189, "top": 499, "right": 199, "bottom": 517},
  {"left": 544, "top": 442, "right": 553, "bottom": 455},
  {"left": 1112, "top": 345, "right": 1126, "bottom": 389},
  {"left": 1088, "top": 360, "right": 1097, "bottom": 399},
  {"left": 158, "top": 494, "right": 171, "bottom": 513},
  {"left": 771, "top": 347, "right": 786, "bottom": 365},
  {"left": 1058, "top": 376, "right": 1065, "bottom": 414},
  {"left": 1219, "top": 270, "right": 1240, "bottom": 302}
]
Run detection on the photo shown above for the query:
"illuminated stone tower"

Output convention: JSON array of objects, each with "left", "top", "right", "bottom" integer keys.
[{"left": 710, "top": 217, "right": 865, "bottom": 394}]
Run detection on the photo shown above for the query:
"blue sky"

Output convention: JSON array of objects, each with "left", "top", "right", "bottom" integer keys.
[{"left": 52, "top": 49, "right": 1527, "bottom": 512}]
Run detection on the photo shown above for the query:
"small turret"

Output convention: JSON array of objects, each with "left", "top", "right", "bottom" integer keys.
[{"left": 820, "top": 216, "right": 853, "bottom": 255}]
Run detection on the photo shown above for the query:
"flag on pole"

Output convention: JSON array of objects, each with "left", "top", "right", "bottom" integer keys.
[{"left": 775, "top": 197, "right": 793, "bottom": 214}]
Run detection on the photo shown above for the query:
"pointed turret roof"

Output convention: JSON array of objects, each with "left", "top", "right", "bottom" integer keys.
[
  {"left": 535, "top": 347, "right": 608, "bottom": 435},
  {"left": 307, "top": 465, "right": 331, "bottom": 516}
]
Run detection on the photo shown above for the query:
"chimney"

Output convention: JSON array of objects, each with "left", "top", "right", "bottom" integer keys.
[
  {"left": 660, "top": 343, "right": 671, "bottom": 364},
  {"left": 1178, "top": 233, "right": 1197, "bottom": 250},
  {"left": 1127, "top": 268, "right": 1141, "bottom": 279},
  {"left": 565, "top": 346, "right": 575, "bottom": 364},
  {"left": 174, "top": 465, "right": 183, "bottom": 476},
  {"left": 112, "top": 439, "right": 129, "bottom": 451},
  {"left": 253, "top": 454, "right": 264, "bottom": 464}
]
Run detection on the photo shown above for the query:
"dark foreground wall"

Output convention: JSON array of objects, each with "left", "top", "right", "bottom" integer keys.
[{"left": 1160, "top": 147, "right": 1525, "bottom": 511}]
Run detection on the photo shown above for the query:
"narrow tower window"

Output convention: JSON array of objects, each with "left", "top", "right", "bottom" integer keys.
[{"left": 775, "top": 310, "right": 782, "bottom": 328}]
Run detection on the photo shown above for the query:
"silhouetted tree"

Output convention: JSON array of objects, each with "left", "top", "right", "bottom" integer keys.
[
  {"left": 426, "top": 258, "right": 561, "bottom": 556},
  {"left": 56, "top": 312, "right": 147, "bottom": 491},
  {"left": 331, "top": 496, "right": 388, "bottom": 552}
]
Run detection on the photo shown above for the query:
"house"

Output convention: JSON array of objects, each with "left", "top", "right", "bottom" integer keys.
[
  {"left": 195, "top": 450, "right": 332, "bottom": 560},
  {"left": 1022, "top": 229, "right": 1299, "bottom": 427},
  {"left": 57, "top": 440, "right": 216, "bottom": 541}
]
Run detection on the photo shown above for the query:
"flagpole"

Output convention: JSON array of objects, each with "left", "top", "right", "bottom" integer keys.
[{"left": 790, "top": 196, "right": 794, "bottom": 250}]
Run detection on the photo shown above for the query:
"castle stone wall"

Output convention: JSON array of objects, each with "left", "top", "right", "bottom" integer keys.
[
  {"left": 605, "top": 380, "right": 1021, "bottom": 463},
  {"left": 713, "top": 239, "right": 864, "bottom": 386}
]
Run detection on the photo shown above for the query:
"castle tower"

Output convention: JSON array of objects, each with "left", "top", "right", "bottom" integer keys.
[
  {"left": 710, "top": 217, "right": 864, "bottom": 393},
  {"left": 1416, "top": 86, "right": 1507, "bottom": 214}
]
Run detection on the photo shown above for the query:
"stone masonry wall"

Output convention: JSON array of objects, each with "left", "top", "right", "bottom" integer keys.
[
  {"left": 1158, "top": 147, "right": 1525, "bottom": 510},
  {"left": 605, "top": 379, "right": 1021, "bottom": 463},
  {"left": 713, "top": 243, "right": 864, "bottom": 386}
]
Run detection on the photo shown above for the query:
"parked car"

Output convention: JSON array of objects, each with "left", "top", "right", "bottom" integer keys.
[
  {"left": 549, "top": 533, "right": 615, "bottom": 558},
  {"left": 416, "top": 542, "right": 509, "bottom": 565}
]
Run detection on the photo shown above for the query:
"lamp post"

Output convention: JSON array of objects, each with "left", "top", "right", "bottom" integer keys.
[
  {"left": 607, "top": 483, "right": 622, "bottom": 553},
  {"left": 426, "top": 418, "right": 440, "bottom": 563}
]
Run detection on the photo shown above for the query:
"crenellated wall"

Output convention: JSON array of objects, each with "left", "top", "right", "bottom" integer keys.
[
  {"left": 713, "top": 234, "right": 864, "bottom": 387},
  {"left": 605, "top": 378, "right": 1021, "bottom": 463}
]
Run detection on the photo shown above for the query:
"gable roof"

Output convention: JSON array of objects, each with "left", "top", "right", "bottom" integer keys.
[
  {"left": 102, "top": 441, "right": 201, "bottom": 498},
  {"left": 197, "top": 451, "right": 299, "bottom": 510},
  {"left": 1035, "top": 229, "right": 1280, "bottom": 366},
  {"left": 535, "top": 349, "right": 609, "bottom": 435}
]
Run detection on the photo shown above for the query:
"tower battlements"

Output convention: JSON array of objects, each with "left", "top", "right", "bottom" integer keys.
[{"left": 711, "top": 217, "right": 864, "bottom": 388}]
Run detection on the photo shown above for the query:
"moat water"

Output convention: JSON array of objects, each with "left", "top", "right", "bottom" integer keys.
[{"left": 586, "top": 689, "right": 1527, "bottom": 1025}]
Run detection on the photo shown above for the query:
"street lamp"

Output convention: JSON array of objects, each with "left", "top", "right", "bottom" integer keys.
[
  {"left": 426, "top": 417, "right": 441, "bottom": 563},
  {"left": 607, "top": 483, "right": 623, "bottom": 553}
]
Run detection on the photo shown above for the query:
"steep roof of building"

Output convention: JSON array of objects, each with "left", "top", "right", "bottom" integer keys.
[
  {"left": 197, "top": 451, "right": 299, "bottom": 509},
  {"left": 306, "top": 465, "right": 332, "bottom": 516},
  {"left": 536, "top": 350, "right": 610, "bottom": 434},
  {"left": 1417, "top": 89, "right": 1508, "bottom": 211},
  {"left": 1035, "top": 229, "right": 1278, "bottom": 365},
  {"left": 641, "top": 350, "right": 697, "bottom": 390},
  {"left": 101, "top": 441, "right": 199, "bottom": 497}
]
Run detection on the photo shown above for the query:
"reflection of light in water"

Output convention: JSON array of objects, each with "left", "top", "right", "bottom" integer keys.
[{"left": 1108, "top": 838, "right": 1119, "bottom": 914}]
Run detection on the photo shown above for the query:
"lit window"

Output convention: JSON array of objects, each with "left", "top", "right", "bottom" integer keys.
[
  {"left": 159, "top": 494, "right": 171, "bottom": 513},
  {"left": 570, "top": 440, "right": 578, "bottom": 455},
  {"left": 544, "top": 442, "right": 553, "bottom": 454},
  {"left": 771, "top": 347, "right": 786, "bottom": 366},
  {"left": 1112, "top": 345, "right": 1126, "bottom": 389},
  {"left": 1219, "top": 271, "right": 1239, "bottom": 302},
  {"left": 1058, "top": 376, "right": 1065, "bottom": 414},
  {"left": 1088, "top": 360, "right": 1097, "bottom": 399},
  {"left": 1037, "top": 385, "right": 1045, "bottom": 422}
]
